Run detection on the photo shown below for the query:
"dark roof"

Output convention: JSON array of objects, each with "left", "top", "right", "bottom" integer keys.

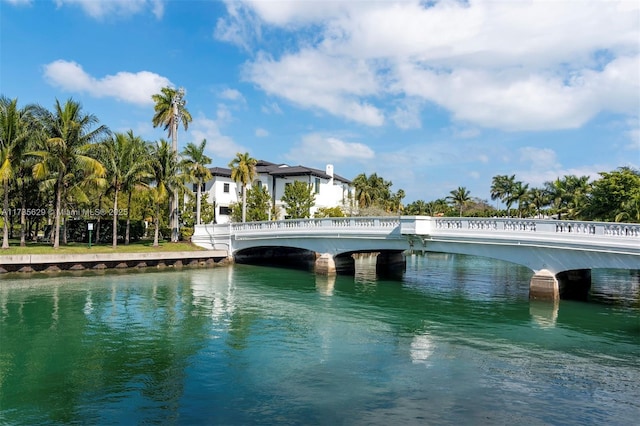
[
  {"left": 209, "top": 167, "right": 231, "bottom": 178},
  {"left": 210, "top": 160, "right": 351, "bottom": 184}
]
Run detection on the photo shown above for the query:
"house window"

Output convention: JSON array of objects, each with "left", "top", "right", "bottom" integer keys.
[
  {"left": 193, "top": 183, "right": 205, "bottom": 192},
  {"left": 219, "top": 206, "right": 231, "bottom": 215},
  {"left": 256, "top": 180, "right": 262, "bottom": 188},
  {"left": 315, "top": 178, "right": 320, "bottom": 194},
  {"left": 223, "top": 183, "right": 230, "bottom": 193}
]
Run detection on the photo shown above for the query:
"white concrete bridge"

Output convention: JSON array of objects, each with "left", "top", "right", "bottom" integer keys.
[{"left": 192, "top": 216, "right": 640, "bottom": 301}]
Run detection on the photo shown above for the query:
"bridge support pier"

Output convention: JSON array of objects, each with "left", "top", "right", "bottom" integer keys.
[
  {"left": 376, "top": 252, "right": 406, "bottom": 279},
  {"left": 530, "top": 269, "right": 591, "bottom": 301},
  {"left": 530, "top": 270, "right": 559, "bottom": 301},
  {"left": 314, "top": 253, "right": 355, "bottom": 275},
  {"left": 315, "top": 253, "right": 336, "bottom": 275}
]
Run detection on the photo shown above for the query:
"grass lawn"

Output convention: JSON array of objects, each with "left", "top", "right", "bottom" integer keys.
[{"left": 0, "top": 239, "right": 207, "bottom": 255}]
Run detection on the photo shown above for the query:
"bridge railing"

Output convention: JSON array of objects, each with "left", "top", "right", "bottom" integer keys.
[
  {"left": 429, "top": 217, "right": 640, "bottom": 239},
  {"left": 229, "top": 217, "right": 401, "bottom": 234}
]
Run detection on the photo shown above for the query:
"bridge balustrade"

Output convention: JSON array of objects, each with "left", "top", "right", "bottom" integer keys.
[
  {"left": 229, "top": 217, "right": 401, "bottom": 234},
  {"left": 431, "top": 217, "right": 639, "bottom": 241}
]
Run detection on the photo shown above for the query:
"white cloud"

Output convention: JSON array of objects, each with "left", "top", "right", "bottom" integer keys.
[
  {"left": 188, "top": 116, "right": 245, "bottom": 160},
  {"left": 222, "top": 0, "right": 639, "bottom": 132},
  {"left": 43, "top": 60, "right": 170, "bottom": 105},
  {"left": 54, "top": 0, "right": 164, "bottom": 19},
  {"left": 219, "top": 88, "right": 246, "bottom": 102},
  {"left": 391, "top": 99, "right": 422, "bottom": 130},
  {"left": 255, "top": 128, "right": 269, "bottom": 137},
  {"left": 243, "top": 50, "right": 384, "bottom": 126},
  {"left": 518, "top": 147, "right": 561, "bottom": 171},
  {"left": 216, "top": 104, "right": 233, "bottom": 124},
  {"left": 285, "top": 133, "right": 375, "bottom": 164},
  {"left": 261, "top": 102, "right": 282, "bottom": 115},
  {"left": 396, "top": 59, "right": 640, "bottom": 131}
]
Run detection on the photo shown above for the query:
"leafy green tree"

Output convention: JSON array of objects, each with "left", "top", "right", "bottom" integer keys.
[
  {"left": 181, "top": 139, "right": 212, "bottom": 225},
  {"left": 0, "top": 96, "right": 36, "bottom": 248},
  {"left": 448, "top": 186, "right": 471, "bottom": 217},
  {"left": 314, "top": 206, "right": 345, "bottom": 218},
  {"left": 31, "top": 99, "right": 108, "bottom": 248},
  {"left": 229, "top": 152, "right": 257, "bottom": 223},
  {"left": 281, "top": 181, "right": 315, "bottom": 219},
  {"left": 586, "top": 167, "right": 640, "bottom": 222},
  {"left": 246, "top": 185, "right": 271, "bottom": 222}
]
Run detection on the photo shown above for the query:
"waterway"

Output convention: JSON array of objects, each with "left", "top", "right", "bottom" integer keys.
[{"left": 0, "top": 254, "right": 638, "bottom": 425}]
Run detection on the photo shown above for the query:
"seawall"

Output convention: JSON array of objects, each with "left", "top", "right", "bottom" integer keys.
[{"left": 0, "top": 250, "right": 230, "bottom": 274}]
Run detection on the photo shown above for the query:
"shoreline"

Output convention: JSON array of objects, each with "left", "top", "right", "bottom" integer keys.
[{"left": 0, "top": 250, "right": 230, "bottom": 274}]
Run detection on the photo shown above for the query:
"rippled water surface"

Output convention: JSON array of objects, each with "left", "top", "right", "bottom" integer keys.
[{"left": 0, "top": 254, "right": 638, "bottom": 425}]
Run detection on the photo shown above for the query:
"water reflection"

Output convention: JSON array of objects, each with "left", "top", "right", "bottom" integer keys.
[
  {"left": 0, "top": 256, "right": 638, "bottom": 425},
  {"left": 529, "top": 300, "right": 559, "bottom": 328},
  {"left": 410, "top": 332, "right": 435, "bottom": 365},
  {"left": 315, "top": 274, "right": 335, "bottom": 296}
]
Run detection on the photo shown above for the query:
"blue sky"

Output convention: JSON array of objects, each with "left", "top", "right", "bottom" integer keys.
[{"left": 1, "top": 0, "right": 639, "bottom": 204}]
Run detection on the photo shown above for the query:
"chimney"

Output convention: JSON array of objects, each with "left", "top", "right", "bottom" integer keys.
[{"left": 326, "top": 164, "right": 334, "bottom": 184}]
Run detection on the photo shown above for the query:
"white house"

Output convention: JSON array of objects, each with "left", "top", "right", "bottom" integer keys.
[{"left": 198, "top": 160, "right": 353, "bottom": 223}]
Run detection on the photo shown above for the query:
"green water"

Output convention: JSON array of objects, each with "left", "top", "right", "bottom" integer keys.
[{"left": 0, "top": 254, "right": 638, "bottom": 425}]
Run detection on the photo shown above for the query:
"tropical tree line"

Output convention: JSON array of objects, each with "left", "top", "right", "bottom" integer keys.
[
  {"left": 403, "top": 169, "right": 640, "bottom": 222},
  {"left": 0, "top": 94, "right": 214, "bottom": 249}
]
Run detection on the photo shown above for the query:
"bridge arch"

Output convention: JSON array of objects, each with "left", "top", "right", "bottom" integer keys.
[{"left": 192, "top": 217, "right": 640, "bottom": 301}]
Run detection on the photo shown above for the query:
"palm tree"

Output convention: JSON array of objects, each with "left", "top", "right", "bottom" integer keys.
[
  {"left": 31, "top": 99, "right": 108, "bottom": 248},
  {"left": 544, "top": 175, "right": 590, "bottom": 220},
  {"left": 100, "top": 130, "right": 152, "bottom": 248},
  {"left": 181, "top": 139, "right": 212, "bottom": 225},
  {"left": 122, "top": 136, "right": 152, "bottom": 245},
  {"left": 353, "top": 172, "right": 393, "bottom": 210},
  {"left": 512, "top": 181, "right": 530, "bottom": 218},
  {"left": 0, "top": 96, "right": 36, "bottom": 248},
  {"left": 353, "top": 173, "right": 374, "bottom": 209},
  {"left": 149, "top": 139, "right": 185, "bottom": 246},
  {"left": 229, "top": 152, "right": 257, "bottom": 223},
  {"left": 490, "top": 174, "right": 516, "bottom": 216},
  {"left": 448, "top": 186, "right": 471, "bottom": 217},
  {"left": 528, "top": 187, "right": 549, "bottom": 218},
  {"left": 152, "top": 86, "right": 192, "bottom": 242}
]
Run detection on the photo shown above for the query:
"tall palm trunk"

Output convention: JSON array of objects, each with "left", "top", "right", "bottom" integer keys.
[
  {"left": 20, "top": 190, "right": 26, "bottom": 247},
  {"left": 153, "top": 202, "right": 160, "bottom": 247},
  {"left": 242, "top": 185, "right": 247, "bottom": 223},
  {"left": 95, "top": 194, "right": 102, "bottom": 243},
  {"left": 2, "top": 181, "right": 9, "bottom": 249},
  {"left": 196, "top": 182, "right": 202, "bottom": 225},
  {"left": 53, "top": 179, "right": 62, "bottom": 248},
  {"left": 112, "top": 187, "right": 119, "bottom": 249},
  {"left": 125, "top": 191, "right": 132, "bottom": 245}
]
